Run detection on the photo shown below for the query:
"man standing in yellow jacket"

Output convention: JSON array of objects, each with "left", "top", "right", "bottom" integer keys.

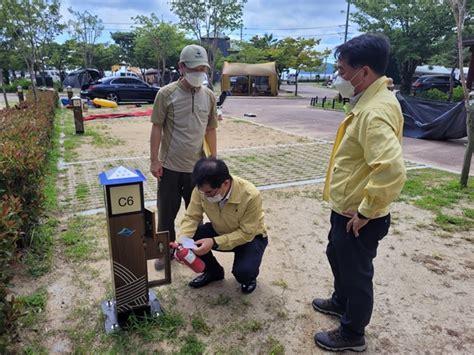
[
  {"left": 313, "top": 33, "right": 406, "bottom": 352},
  {"left": 180, "top": 157, "right": 268, "bottom": 294}
]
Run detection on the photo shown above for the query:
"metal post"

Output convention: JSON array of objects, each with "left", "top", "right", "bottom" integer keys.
[
  {"left": 332, "top": 99, "right": 336, "bottom": 109},
  {"left": 344, "top": 0, "right": 351, "bottom": 43},
  {"left": 66, "top": 86, "right": 73, "bottom": 101},
  {"left": 322, "top": 97, "right": 327, "bottom": 108},
  {"left": 17, "top": 86, "right": 24, "bottom": 103},
  {"left": 71, "top": 96, "right": 84, "bottom": 134}
]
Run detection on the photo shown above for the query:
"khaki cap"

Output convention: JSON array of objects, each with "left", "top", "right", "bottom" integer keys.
[{"left": 179, "top": 44, "right": 210, "bottom": 69}]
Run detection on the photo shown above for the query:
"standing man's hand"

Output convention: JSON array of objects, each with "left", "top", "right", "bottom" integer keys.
[
  {"left": 194, "top": 238, "right": 214, "bottom": 256},
  {"left": 150, "top": 159, "right": 163, "bottom": 179},
  {"left": 344, "top": 210, "right": 370, "bottom": 237}
]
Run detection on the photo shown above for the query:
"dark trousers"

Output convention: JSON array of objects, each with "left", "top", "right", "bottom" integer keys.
[
  {"left": 326, "top": 211, "right": 390, "bottom": 338},
  {"left": 157, "top": 168, "right": 194, "bottom": 242},
  {"left": 193, "top": 223, "right": 268, "bottom": 284}
]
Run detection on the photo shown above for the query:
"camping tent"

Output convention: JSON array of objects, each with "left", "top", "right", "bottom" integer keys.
[
  {"left": 397, "top": 92, "right": 467, "bottom": 140},
  {"left": 221, "top": 62, "right": 278, "bottom": 96},
  {"left": 62, "top": 69, "right": 102, "bottom": 88}
]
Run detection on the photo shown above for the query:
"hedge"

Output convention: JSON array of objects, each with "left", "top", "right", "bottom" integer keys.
[{"left": 0, "top": 90, "right": 57, "bottom": 351}]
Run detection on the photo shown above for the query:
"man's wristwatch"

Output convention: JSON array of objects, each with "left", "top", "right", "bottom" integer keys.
[
  {"left": 357, "top": 211, "right": 369, "bottom": 220},
  {"left": 212, "top": 238, "right": 219, "bottom": 250}
]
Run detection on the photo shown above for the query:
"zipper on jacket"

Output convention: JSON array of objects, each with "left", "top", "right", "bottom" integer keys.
[{"left": 191, "top": 89, "right": 195, "bottom": 113}]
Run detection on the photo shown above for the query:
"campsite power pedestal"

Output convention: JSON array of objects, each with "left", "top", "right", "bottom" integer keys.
[{"left": 99, "top": 166, "right": 171, "bottom": 333}]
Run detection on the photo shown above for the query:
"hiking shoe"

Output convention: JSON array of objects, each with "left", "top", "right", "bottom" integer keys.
[
  {"left": 315, "top": 327, "right": 367, "bottom": 352},
  {"left": 312, "top": 298, "right": 344, "bottom": 318}
]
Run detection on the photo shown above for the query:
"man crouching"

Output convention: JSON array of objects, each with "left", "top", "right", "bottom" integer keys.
[{"left": 179, "top": 157, "right": 268, "bottom": 294}]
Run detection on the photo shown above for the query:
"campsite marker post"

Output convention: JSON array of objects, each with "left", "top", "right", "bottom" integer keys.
[
  {"left": 71, "top": 96, "right": 84, "bottom": 134},
  {"left": 99, "top": 166, "right": 171, "bottom": 333},
  {"left": 66, "top": 86, "right": 73, "bottom": 101},
  {"left": 17, "top": 86, "right": 24, "bottom": 103}
]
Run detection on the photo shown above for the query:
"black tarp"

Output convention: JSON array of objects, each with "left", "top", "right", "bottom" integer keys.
[
  {"left": 397, "top": 92, "right": 467, "bottom": 140},
  {"left": 62, "top": 68, "right": 102, "bottom": 88}
]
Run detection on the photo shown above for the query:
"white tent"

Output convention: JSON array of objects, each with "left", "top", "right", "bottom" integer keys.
[{"left": 415, "top": 65, "right": 451, "bottom": 76}]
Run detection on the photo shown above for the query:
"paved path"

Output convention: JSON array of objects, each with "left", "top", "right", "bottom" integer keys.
[{"left": 223, "top": 85, "right": 472, "bottom": 174}]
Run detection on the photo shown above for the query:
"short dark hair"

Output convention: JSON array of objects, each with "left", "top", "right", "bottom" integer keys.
[
  {"left": 193, "top": 157, "right": 231, "bottom": 188},
  {"left": 334, "top": 33, "right": 390, "bottom": 75}
]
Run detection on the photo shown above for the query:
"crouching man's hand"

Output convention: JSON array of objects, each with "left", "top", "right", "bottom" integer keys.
[{"left": 194, "top": 238, "right": 214, "bottom": 256}]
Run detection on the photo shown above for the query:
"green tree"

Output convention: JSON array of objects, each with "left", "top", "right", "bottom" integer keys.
[
  {"left": 250, "top": 33, "right": 278, "bottom": 49},
  {"left": 352, "top": 0, "right": 453, "bottom": 94},
  {"left": 274, "top": 37, "right": 324, "bottom": 96},
  {"left": 226, "top": 41, "right": 269, "bottom": 63},
  {"left": 0, "top": 0, "right": 63, "bottom": 100},
  {"left": 110, "top": 31, "right": 136, "bottom": 64},
  {"left": 133, "top": 14, "right": 188, "bottom": 85},
  {"left": 68, "top": 8, "right": 104, "bottom": 67},
  {"left": 449, "top": 0, "right": 473, "bottom": 186},
  {"left": 92, "top": 43, "right": 122, "bottom": 72},
  {"left": 170, "top": 0, "right": 247, "bottom": 82}
]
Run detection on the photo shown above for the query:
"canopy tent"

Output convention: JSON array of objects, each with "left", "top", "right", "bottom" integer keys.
[
  {"left": 221, "top": 62, "right": 278, "bottom": 96},
  {"left": 397, "top": 92, "right": 467, "bottom": 140},
  {"left": 62, "top": 69, "right": 101, "bottom": 88},
  {"left": 111, "top": 65, "right": 142, "bottom": 76}
]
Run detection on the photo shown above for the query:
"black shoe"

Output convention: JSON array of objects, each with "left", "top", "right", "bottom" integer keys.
[
  {"left": 240, "top": 279, "right": 257, "bottom": 294},
  {"left": 315, "top": 327, "right": 367, "bottom": 352},
  {"left": 189, "top": 269, "right": 224, "bottom": 288},
  {"left": 312, "top": 298, "right": 344, "bottom": 318}
]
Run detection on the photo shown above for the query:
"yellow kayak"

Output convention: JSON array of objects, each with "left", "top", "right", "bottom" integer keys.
[{"left": 93, "top": 98, "right": 118, "bottom": 108}]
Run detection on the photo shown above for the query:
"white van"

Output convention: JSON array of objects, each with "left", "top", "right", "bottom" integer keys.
[
  {"left": 287, "top": 74, "right": 297, "bottom": 85},
  {"left": 44, "top": 69, "right": 61, "bottom": 82}
]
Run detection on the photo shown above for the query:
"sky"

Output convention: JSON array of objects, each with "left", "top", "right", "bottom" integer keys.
[{"left": 59, "top": 0, "right": 361, "bottom": 63}]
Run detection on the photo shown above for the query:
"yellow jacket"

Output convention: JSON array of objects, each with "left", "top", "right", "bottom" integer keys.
[
  {"left": 323, "top": 76, "right": 406, "bottom": 218},
  {"left": 180, "top": 176, "right": 267, "bottom": 250}
]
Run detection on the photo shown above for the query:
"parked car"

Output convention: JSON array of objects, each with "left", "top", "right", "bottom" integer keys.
[
  {"left": 411, "top": 75, "right": 461, "bottom": 93},
  {"left": 80, "top": 77, "right": 159, "bottom": 103},
  {"left": 287, "top": 74, "right": 296, "bottom": 85}
]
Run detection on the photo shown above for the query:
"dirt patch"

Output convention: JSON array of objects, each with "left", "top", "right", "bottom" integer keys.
[
  {"left": 11, "top": 107, "right": 474, "bottom": 353},
  {"left": 73, "top": 105, "right": 310, "bottom": 161}
]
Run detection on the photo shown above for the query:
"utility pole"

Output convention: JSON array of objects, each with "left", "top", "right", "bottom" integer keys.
[
  {"left": 240, "top": 23, "right": 243, "bottom": 41},
  {"left": 344, "top": 0, "right": 351, "bottom": 43}
]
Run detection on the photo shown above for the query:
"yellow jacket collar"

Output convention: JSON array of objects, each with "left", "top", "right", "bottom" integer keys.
[
  {"left": 351, "top": 76, "right": 388, "bottom": 116},
  {"left": 227, "top": 177, "right": 241, "bottom": 204}
]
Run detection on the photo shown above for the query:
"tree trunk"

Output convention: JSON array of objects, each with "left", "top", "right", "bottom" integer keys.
[
  {"left": 399, "top": 59, "right": 418, "bottom": 95},
  {"left": 448, "top": 67, "right": 456, "bottom": 102},
  {"left": 460, "top": 105, "right": 473, "bottom": 186},
  {"left": 294, "top": 71, "right": 299, "bottom": 96},
  {"left": 0, "top": 68, "right": 10, "bottom": 109},
  {"left": 161, "top": 58, "right": 166, "bottom": 87},
  {"left": 25, "top": 59, "right": 37, "bottom": 102}
]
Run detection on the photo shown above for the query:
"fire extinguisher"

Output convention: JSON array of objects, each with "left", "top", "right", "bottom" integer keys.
[{"left": 169, "top": 242, "right": 205, "bottom": 273}]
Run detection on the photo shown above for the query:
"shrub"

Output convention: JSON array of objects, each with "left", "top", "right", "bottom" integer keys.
[
  {"left": 5, "top": 78, "right": 32, "bottom": 93},
  {"left": 416, "top": 86, "right": 467, "bottom": 102},
  {"left": 416, "top": 88, "right": 448, "bottom": 101},
  {"left": 0, "top": 91, "right": 56, "bottom": 351},
  {"left": 451, "top": 86, "right": 466, "bottom": 102},
  {"left": 0, "top": 195, "right": 22, "bottom": 352}
]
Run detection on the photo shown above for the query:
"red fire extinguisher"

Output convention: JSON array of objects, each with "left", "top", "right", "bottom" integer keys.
[{"left": 169, "top": 242, "right": 205, "bottom": 273}]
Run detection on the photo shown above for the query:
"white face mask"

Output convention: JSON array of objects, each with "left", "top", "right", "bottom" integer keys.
[
  {"left": 185, "top": 72, "right": 207, "bottom": 87},
  {"left": 205, "top": 194, "right": 223, "bottom": 203},
  {"left": 333, "top": 69, "right": 363, "bottom": 98}
]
